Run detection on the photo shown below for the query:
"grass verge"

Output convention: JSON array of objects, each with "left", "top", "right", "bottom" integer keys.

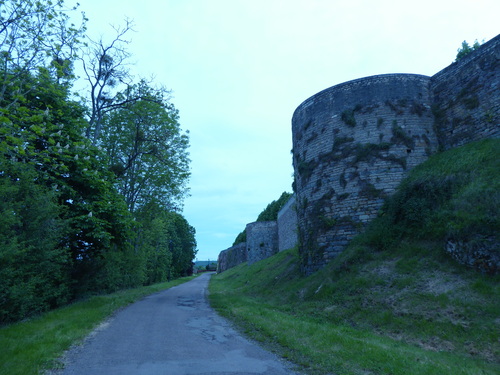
[
  {"left": 209, "top": 139, "right": 499, "bottom": 374},
  {"left": 209, "top": 251, "right": 499, "bottom": 375},
  {"left": 0, "top": 275, "right": 197, "bottom": 375}
]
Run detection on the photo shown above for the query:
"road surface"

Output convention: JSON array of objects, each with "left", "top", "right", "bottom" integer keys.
[{"left": 52, "top": 273, "right": 301, "bottom": 375}]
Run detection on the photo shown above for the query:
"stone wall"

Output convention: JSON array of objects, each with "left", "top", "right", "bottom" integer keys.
[
  {"left": 277, "top": 195, "right": 298, "bottom": 252},
  {"left": 216, "top": 35, "right": 499, "bottom": 275},
  {"left": 246, "top": 221, "right": 278, "bottom": 265},
  {"left": 430, "top": 34, "right": 500, "bottom": 150},
  {"left": 291, "top": 34, "right": 499, "bottom": 274},
  {"left": 216, "top": 242, "right": 247, "bottom": 273},
  {"left": 292, "top": 74, "right": 438, "bottom": 274},
  {"left": 217, "top": 195, "right": 299, "bottom": 273}
]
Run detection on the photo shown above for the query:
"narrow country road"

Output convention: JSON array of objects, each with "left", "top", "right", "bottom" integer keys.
[{"left": 52, "top": 273, "right": 301, "bottom": 375}]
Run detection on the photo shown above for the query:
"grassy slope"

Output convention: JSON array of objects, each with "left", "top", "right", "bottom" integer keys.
[
  {"left": 209, "top": 139, "right": 499, "bottom": 375},
  {"left": 0, "top": 276, "right": 197, "bottom": 375}
]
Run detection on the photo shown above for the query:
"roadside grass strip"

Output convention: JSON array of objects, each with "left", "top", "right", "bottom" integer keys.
[
  {"left": 0, "top": 276, "right": 197, "bottom": 375},
  {"left": 210, "top": 293, "right": 499, "bottom": 375}
]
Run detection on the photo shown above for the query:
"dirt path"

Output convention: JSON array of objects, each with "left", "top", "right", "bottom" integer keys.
[{"left": 52, "top": 273, "right": 300, "bottom": 375}]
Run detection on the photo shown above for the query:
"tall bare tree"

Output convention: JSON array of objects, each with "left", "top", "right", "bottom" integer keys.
[{"left": 81, "top": 19, "right": 139, "bottom": 143}]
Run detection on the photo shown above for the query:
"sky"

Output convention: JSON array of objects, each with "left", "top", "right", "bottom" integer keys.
[{"left": 79, "top": 0, "right": 499, "bottom": 261}]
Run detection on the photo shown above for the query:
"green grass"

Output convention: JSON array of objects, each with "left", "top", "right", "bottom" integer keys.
[
  {"left": 0, "top": 276, "right": 197, "bottom": 375},
  {"left": 210, "top": 250, "right": 499, "bottom": 374},
  {"left": 209, "top": 139, "right": 500, "bottom": 374}
]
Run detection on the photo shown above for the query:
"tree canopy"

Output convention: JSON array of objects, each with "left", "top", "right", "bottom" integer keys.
[
  {"left": 0, "top": 0, "right": 196, "bottom": 324},
  {"left": 233, "top": 192, "right": 292, "bottom": 246}
]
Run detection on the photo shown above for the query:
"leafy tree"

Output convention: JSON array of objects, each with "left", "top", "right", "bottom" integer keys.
[
  {"left": 256, "top": 192, "right": 293, "bottom": 221},
  {"left": 455, "top": 40, "right": 482, "bottom": 62},
  {"left": 0, "top": 0, "right": 196, "bottom": 322},
  {"left": 232, "top": 230, "right": 247, "bottom": 246},
  {"left": 135, "top": 202, "right": 197, "bottom": 282},
  {"left": 0, "top": 0, "right": 86, "bottom": 107},
  {"left": 167, "top": 211, "right": 197, "bottom": 277},
  {"left": 0, "top": 159, "right": 70, "bottom": 323},
  {"left": 233, "top": 192, "right": 292, "bottom": 245},
  {"left": 102, "top": 80, "right": 191, "bottom": 212}
]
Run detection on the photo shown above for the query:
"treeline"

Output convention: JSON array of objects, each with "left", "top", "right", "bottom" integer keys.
[
  {"left": 0, "top": 0, "right": 196, "bottom": 323},
  {"left": 233, "top": 192, "right": 292, "bottom": 245}
]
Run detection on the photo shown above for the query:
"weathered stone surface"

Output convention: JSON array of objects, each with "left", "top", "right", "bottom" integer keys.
[
  {"left": 292, "top": 74, "right": 437, "bottom": 274},
  {"left": 446, "top": 236, "right": 499, "bottom": 275},
  {"left": 431, "top": 35, "right": 500, "bottom": 150},
  {"left": 277, "top": 195, "right": 298, "bottom": 252},
  {"left": 246, "top": 221, "right": 278, "bottom": 265},
  {"left": 216, "top": 242, "right": 247, "bottom": 273},
  {"left": 292, "top": 34, "right": 500, "bottom": 274},
  {"left": 216, "top": 34, "right": 499, "bottom": 276}
]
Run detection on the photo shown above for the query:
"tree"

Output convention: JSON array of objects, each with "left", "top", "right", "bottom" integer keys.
[
  {"left": 102, "top": 80, "right": 191, "bottom": 212},
  {"left": 0, "top": 159, "right": 70, "bottom": 323},
  {"left": 0, "top": 0, "right": 86, "bottom": 107},
  {"left": 455, "top": 40, "right": 481, "bottom": 62},
  {"left": 256, "top": 192, "right": 293, "bottom": 221},
  {"left": 80, "top": 19, "right": 135, "bottom": 143},
  {"left": 167, "top": 212, "right": 197, "bottom": 277},
  {"left": 233, "top": 192, "right": 292, "bottom": 245},
  {"left": 134, "top": 202, "right": 197, "bottom": 283},
  {"left": 0, "top": 0, "right": 196, "bottom": 322}
]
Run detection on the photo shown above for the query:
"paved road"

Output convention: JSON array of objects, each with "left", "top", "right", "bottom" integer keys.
[{"left": 53, "top": 273, "right": 301, "bottom": 375}]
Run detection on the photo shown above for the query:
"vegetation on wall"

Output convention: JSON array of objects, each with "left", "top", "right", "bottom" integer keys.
[
  {"left": 455, "top": 40, "right": 482, "bottom": 61},
  {"left": 0, "top": 0, "right": 196, "bottom": 324}
]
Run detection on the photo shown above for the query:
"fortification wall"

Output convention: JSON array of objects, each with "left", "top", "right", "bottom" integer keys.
[
  {"left": 246, "top": 221, "right": 278, "bottom": 265},
  {"left": 216, "top": 35, "right": 499, "bottom": 275},
  {"left": 216, "top": 242, "right": 247, "bottom": 273},
  {"left": 430, "top": 34, "right": 500, "bottom": 150},
  {"left": 292, "top": 74, "right": 437, "bottom": 274},
  {"left": 291, "top": 35, "right": 499, "bottom": 274},
  {"left": 277, "top": 195, "right": 298, "bottom": 252}
]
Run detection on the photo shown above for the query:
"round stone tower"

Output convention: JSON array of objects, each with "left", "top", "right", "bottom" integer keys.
[{"left": 291, "top": 74, "right": 438, "bottom": 274}]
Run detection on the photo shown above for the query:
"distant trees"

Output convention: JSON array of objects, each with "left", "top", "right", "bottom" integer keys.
[
  {"left": 0, "top": 0, "right": 196, "bottom": 324},
  {"left": 233, "top": 192, "right": 292, "bottom": 246}
]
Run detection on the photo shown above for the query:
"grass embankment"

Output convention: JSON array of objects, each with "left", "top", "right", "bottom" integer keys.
[
  {"left": 209, "top": 139, "right": 499, "bottom": 375},
  {"left": 0, "top": 275, "right": 197, "bottom": 375}
]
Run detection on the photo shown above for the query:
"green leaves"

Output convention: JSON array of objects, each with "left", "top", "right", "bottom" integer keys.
[
  {"left": 102, "top": 80, "right": 191, "bottom": 212},
  {"left": 0, "top": 0, "right": 196, "bottom": 323}
]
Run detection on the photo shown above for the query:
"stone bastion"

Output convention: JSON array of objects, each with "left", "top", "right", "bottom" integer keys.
[
  {"left": 216, "top": 34, "right": 499, "bottom": 275},
  {"left": 292, "top": 74, "right": 438, "bottom": 274},
  {"left": 292, "top": 34, "right": 499, "bottom": 274}
]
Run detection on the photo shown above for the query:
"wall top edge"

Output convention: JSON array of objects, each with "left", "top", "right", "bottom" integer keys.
[{"left": 292, "top": 73, "right": 431, "bottom": 118}]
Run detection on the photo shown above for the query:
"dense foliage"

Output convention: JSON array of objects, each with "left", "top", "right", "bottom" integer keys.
[
  {"left": 233, "top": 191, "right": 292, "bottom": 246},
  {"left": 0, "top": 0, "right": 196, "bottom": 324}
]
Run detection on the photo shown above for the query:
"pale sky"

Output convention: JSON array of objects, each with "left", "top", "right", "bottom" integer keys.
[{"left": 79, "top": 0, "right": 499, "bottom": 261}]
